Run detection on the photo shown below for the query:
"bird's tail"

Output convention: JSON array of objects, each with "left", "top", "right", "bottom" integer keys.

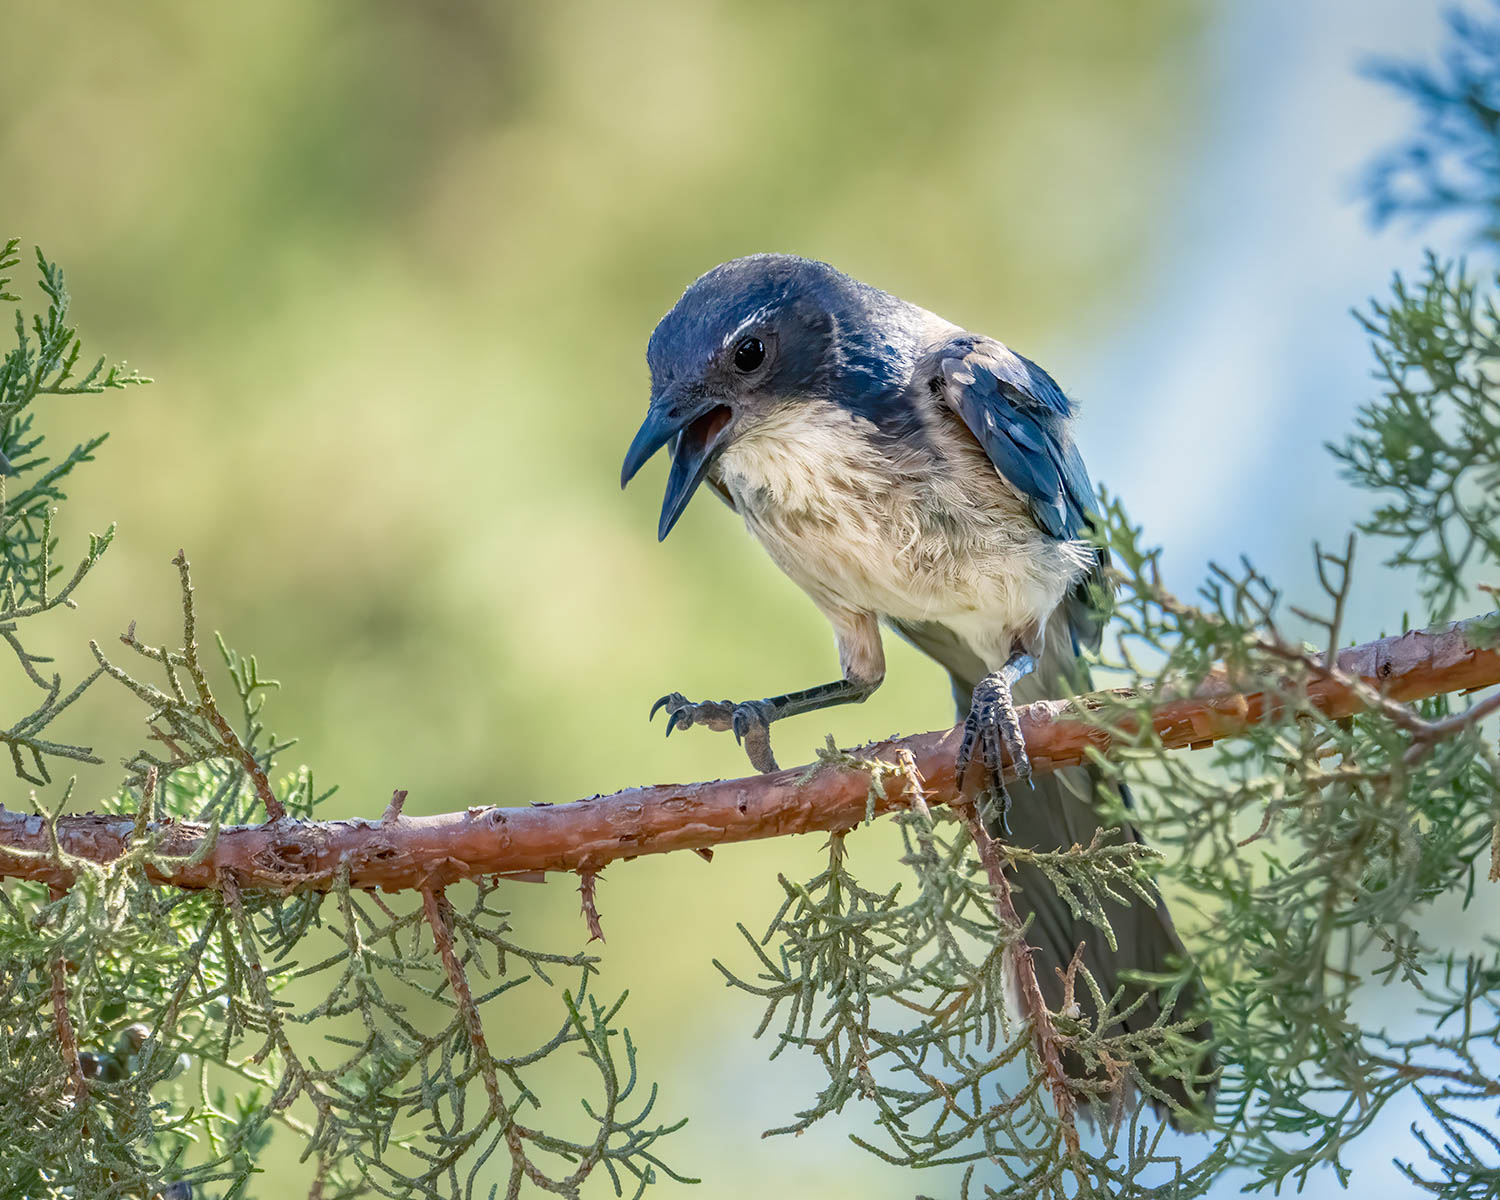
[{"left": 948, "top": 617, "right": 1216, "bottom": 1126}]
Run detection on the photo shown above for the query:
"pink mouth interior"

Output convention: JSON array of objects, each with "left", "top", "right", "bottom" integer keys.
[{"left": 679, "top": 406, "right": 732, "bottom": 460}]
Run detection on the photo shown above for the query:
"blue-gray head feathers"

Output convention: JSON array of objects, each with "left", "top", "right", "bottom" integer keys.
[{"left": 620, "top": 254, "right": 932, "bottom": 539}]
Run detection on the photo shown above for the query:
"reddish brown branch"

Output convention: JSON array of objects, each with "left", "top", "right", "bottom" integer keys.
[
  {"left": 423, "top": 886, "right": 504, "bottom": 1113},
  {"left": 1, "top": 615, "right": 1496, "bottom": 894},
  {"left": 961, "top": 806, "right": 1081, "bottom": 1154},
  {"left": 47, "top": 887, "right": 87, "bottom": 1099}
]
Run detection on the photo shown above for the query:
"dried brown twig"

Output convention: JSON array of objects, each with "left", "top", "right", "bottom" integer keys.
[
  {"left": 423, "top": 886, "right": 504, "bottom": 1113},
  {"left": 47, "top": 885, "right": 86, "bottom": 1100}
]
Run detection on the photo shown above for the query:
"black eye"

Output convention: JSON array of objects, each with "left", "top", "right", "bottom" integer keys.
[{"left": 733, "top": 336, "right": 766, "bottom": 373}]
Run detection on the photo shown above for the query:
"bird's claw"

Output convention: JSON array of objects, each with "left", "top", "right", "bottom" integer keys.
[
  {"left": 651, "top": 692, "right": 735, "bottom": 735},
  {"left": 955, "top": 673, "right": 1031, "bottom": 837},
  {"left": 650, "top": 693, "right": 780, "bottom": 773},
  {"left": 730, "top": 699, "right": 774, "bottom": 744}
]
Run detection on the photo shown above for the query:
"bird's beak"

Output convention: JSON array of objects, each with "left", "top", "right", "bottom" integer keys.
[{"left": 620, "top": 389, "right": 734, "bottom": 540}]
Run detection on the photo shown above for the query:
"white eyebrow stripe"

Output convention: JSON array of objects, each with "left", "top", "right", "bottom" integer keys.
[{"left": 722, "top": 304, "right": 776, "bottom": 347}]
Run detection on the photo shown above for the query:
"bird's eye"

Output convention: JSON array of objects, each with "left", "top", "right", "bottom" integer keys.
[{"left": 733, "top": 337, "right": 766, "bottom": 373}]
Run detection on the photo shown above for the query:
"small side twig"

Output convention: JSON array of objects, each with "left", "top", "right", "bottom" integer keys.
[
  {"left": 1364, "top": 1053, "right": 1500, "bottom": 1097},
  {"left": 47, "top": 886, "right": 86, "bottom": 1099},
  {"left": 170, "top": 550, "right": 285, "bottom": 821},
  {"left": 578, "top": 870, "right": 606, "bottom": 943},
  {"left": 1404, "top": 688, "right": 1500, "bottom": 763},
  {"left": 380, "top": 789, "right": 408, "bottom": 826},
  {"left": 1055, "top": 942, "right": 1087, "bottom": 1021},
  {"left": 896, "top": 747, "right": 932, "bottom": 824}
]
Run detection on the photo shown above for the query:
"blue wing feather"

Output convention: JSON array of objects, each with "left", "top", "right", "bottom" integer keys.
[
  {"left": 933, "top": 334, "right": 1107, "bottom": 649},
  {"left": 934, "top": 335, "right": 1094, "bottom": 538}
]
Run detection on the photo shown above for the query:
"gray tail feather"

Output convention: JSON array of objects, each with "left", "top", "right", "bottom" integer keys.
[{"left": 942, "top": 620, "right": 1216, "bottom": 1126}]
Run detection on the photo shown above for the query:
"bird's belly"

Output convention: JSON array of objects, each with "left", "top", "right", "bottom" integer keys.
[
  {"left": 713, "top": 400, "right": 1091, "bottom": 656},
  {"left": 735, "top": 483, "right": 1084, "bottom": 646}
]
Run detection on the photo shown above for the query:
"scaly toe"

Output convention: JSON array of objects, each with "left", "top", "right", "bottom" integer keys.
[
  {"left": 651, "top": 693, "right": 738, "bottom": 737},
  {"left": 996, "top": 712, "right": 1031, "bottom": 784},
  {"left": 981, "top": 711, "right": 1005, "bottom": 779},
  {"left": 959, "top": 671, "right": 1033, "bottom": 833},
  {"left": 649, "top": 692, "right": 780, "bottom": 772},
  {"left": 730, "top": 700, "right": 772, "bottom": 744},
  {"left": 732, "top": 702, "right": 780, "bottom": 773},
  {"left": 954, "top": 708, "right": 981, "bottom": 786}
]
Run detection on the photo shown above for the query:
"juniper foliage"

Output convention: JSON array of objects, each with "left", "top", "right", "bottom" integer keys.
[{"left": 0, "top": 247, "right": 691, "bottom": 1199}]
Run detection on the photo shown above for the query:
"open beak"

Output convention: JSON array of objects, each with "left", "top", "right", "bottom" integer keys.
[{"left": 620, "top": 390, "right": 734, "bottom": 540}]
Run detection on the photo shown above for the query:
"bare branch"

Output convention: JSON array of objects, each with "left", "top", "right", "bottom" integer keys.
[{"left": 1, "top": 614, "right": 1495, "bottom": 894}]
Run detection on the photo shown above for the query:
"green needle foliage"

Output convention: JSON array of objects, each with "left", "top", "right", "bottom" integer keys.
[
  {"left": 1333, "top": 253, "right": 1500, "bottom": 622},
  {"left": 716, "top": 806, "right": 1222, "bottom": 1198},
  {"left": 4, "top": 11, "right": 1500, "bottom": 1199},
  {"left": 0, "top": 238, "right": 142, "bottom": 786},
  {"left": 0, "top": 247, "right": 691, "bottom": 1199}
]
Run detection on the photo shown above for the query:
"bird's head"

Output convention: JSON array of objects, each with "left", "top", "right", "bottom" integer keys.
[{"left": 620, "top": 254, "right": 918, "bottom": 540}]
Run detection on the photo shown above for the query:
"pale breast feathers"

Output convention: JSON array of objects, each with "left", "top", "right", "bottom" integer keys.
[{"left": 711, "top": 394, "right": 1092, "bottom": 647}]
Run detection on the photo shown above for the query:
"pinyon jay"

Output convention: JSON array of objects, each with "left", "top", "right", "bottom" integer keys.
[{"left": 621, "top": 254, "right": 1212, "bottom": 1120}]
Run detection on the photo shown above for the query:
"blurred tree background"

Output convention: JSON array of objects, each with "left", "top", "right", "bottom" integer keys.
[{"left": 1, "top": 1, "right": 1471, "bottom": 1196}]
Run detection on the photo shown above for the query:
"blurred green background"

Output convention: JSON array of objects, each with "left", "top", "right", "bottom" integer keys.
[{"left": 1, "top": 0, "right": 1460, "bottom": 1195}]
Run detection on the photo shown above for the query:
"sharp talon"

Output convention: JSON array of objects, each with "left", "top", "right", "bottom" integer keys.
[
  {"left": 652, "top": 693, "right": 777, "bottom": 772},
  {"left": 650, "top": 695, "right": 672, "bottom": 721}
]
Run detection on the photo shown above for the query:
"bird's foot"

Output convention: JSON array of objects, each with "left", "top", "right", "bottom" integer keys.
[
  {"left": 955, "top": 673, "right": 1031, "bottom": 837},
  {"left": 650, "top": 692, "right": 780, "bottom": 773}
]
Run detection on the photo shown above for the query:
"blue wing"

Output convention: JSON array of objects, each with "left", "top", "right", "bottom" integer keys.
[
  {"left": 932, "top": 334, "right": 1095, "bottom": 539},
  {"left": 930, "top": 333, "right": 1107, "bottom": 649}
]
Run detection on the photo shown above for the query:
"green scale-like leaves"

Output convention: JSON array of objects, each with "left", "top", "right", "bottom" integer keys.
[{"left": 0, "top": 246, "right": 692, "bottom": 1199}]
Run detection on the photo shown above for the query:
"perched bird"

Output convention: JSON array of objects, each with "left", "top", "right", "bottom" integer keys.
[{"left": 621, "top": 254, "right": 1212, "bottom": 1119}]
